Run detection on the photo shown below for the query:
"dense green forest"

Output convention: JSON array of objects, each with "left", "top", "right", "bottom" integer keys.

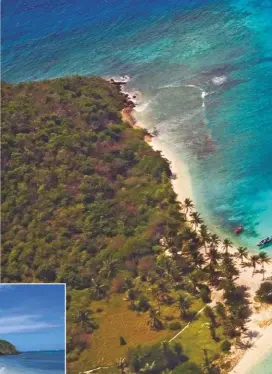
[
  {"left": 0, "top": 340, "right": 19, "bottom": 355},
  {"left": 2, "top": 76, "right": 177, "bottom": 285},
  {"left": 2, "top": 76, "right": 270, "bottom": 373}
]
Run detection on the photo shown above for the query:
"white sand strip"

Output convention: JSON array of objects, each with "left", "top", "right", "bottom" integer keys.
[{"left": 230, "top": 324, "right": 272, "bottom": 374}]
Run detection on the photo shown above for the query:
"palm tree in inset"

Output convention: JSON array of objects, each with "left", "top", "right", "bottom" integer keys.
[
  {"left": 250, "top": 254, "right": 260, "bottom": 276},
  {"left": 258, "top": 251, "right": 271, "bottom": 280},
  {"left": 236, "top": 247, "right": 249, "bottom": 264},
  {"left": 184, "top": 198, "right": 194, "bottom": 216},
  {"left": 190, "top": 212, "right": 203, "bottom": 231},
  {"left": 222, "top": 238, "right": 233, "bottom": 253}
]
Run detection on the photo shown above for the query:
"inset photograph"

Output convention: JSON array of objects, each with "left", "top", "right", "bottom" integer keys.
[{"left": 0, "top": 284, "right": 65, "bottom": 373}]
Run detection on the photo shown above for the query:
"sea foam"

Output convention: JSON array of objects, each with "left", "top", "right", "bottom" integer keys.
[{"left": 212, "top": 75, "right": 227, "bottom": 85}]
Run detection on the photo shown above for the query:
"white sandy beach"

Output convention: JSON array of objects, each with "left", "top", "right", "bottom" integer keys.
[
  {"left": 230, "top": 323, "right": 272, "bottom": 374},
  {"left": 149, "top": 136, "right": 194, "bottom": 203}
]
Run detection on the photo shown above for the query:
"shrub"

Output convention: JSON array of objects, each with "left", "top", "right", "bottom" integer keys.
[
  {"left": 127, "top": 288, "right": 136, "bottom": 301},
  {"left": 168, "top": 321, "right": 181, "bottom": 330},
  {"left": 200, "top": 287, "right": 211, "bottom": 303},
  {"left": 66, "top": 349, "right": 80, "bottom": 362},
  {"left": 111, "top": 275, "right": 125, "bottom": 293},
  {"left": 137, "top": 295, "right": 150, "bottom": 311},
  {"left": 165, "top": 315, "right": 174, "bottom": 321},
  {"left": 120, "top": 336, "right": 127, "bottom": 345},
  {"left": 128, "top": 341, "right": 187, "bottom": 373},
  {"left": 256, "top": 282, "right": 272, "bottom": 303},
  {"left": 172, "top": 361, "right": 202, "bottom": 373},
  {"left": 221, "top": 340, "right": 231, "bottom": 352},
  {"left": 36, "top": 264, "right": 56, "bottom": 282},
  {"left": 138, "top": 255, "right": 154, "bottom": 276}
]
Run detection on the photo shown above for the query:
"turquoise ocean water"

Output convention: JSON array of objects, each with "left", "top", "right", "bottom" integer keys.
[
  {"left": 2, "top": 0, "right": 271, "bottom": 251},
  {"left": 249, "top": 350, "right": 272, "bottom": 374},
  {"left": 0, "top": 351, "right": 65, "bottom": 374},
  {"left": 2, "top": 0, "right": 272, "bottom": 372}
]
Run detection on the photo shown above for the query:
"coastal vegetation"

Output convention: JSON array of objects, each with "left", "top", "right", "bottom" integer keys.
[
  {"left": 256, "top": 281, "right": 272, "bottom": 304},
  {"left": 0, "top": 340, "right": 19, "bottom": 355},
  {"left": 2, "top": 76, "right": 271, "bottom": 373}
]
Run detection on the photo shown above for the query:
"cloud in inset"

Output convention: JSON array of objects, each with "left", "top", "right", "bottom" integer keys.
[{"left": 0, "top": 314, "right": 60, "bottom": 334}]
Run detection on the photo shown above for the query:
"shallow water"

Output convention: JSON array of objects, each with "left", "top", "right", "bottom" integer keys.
[
  {"left": 2, "top": 1, "right": 272, "bottom": 250},
  {"left": 249, "top": 350, "right": 272, "bottom": 374},
  {"left": 0, "top": 351, "right": 65, "bottom": 374}
]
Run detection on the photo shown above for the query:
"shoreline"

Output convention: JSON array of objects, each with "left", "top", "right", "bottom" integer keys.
[
  {"left": 121, "top": 104, "right": 194, "bottom": 204},
  {"left": 230, "top": 324, "right": 272, "bottom": 374},
  {"left": 148, "top": 129, "right": 272, "bottom": 373},
  {"left": 117, "top": 82, "right": 272, "bottom": 374}
]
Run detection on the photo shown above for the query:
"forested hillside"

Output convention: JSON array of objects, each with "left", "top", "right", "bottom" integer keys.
[
  {"left": 2, "top": 76, "right": 178, "bottom": 285},
  {"left": 2, "top": 77, "right": 252, "bottom": 373}
]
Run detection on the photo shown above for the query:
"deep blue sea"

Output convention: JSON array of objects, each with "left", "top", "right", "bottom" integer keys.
[
  {"left": 2, "top": 0, "right": 272, "bottom": 252},
  {"left": 0, "top": 351, "right": 65, "bottom": 374}
]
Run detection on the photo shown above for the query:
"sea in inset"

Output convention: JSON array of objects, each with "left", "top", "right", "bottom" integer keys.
[{"left": 0, "top": 351, "right": 65, "bottom": 374}]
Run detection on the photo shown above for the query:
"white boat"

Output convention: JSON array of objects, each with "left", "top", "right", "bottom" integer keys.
[{"left": 257, "top": 236, "right": 272, "bottom": 247}]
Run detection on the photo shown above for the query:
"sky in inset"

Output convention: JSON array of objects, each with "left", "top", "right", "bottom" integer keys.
[{"left": 0, "top": 284, "right": 65, "bottom": 351}]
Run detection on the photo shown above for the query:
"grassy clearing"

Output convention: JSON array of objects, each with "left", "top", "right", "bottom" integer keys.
[
  {"left": 68, "top": 284, "right": 224, "bottom": 373},
  {"left": 175, "top": 312, "right": 224, "bottom": 365},
  {"left": 69, "top": 294, "right": 173, "bottom": 372}
]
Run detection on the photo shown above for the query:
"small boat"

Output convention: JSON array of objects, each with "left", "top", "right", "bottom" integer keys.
[
  {"left": 234, "top": 225, "right": 243, "bottom": 234},
  {"left": 257, "top": 236, "right": 272, "bottom": 247}
]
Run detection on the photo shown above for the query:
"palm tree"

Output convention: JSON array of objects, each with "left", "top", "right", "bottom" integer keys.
[
  {"left": 210, "top": 233, "right": 220, "bottom": 249},
  {"left": 99, "top": 258, "right": 119, "bottom": 279},
  {"left": 90, "top": 278, "right": 107, "bottom": 300},
  {"left": 250, "top": 254, "right": 260, "bottom": 276},
  {"left": 176, "top": 295, "right": 192, "bottom": 319},
  {"left": 184, "top": 198, "right": 194, "bottom": 215},
  {"left": 147, "top": 308, "right": 162, "bottom": 330},
  {"left": 236, "top": 247, "right": 249, "bottom": 264},
  {"left": 157, "top": 255, "right": 177, "bottom": 282},
  {"left": 191, "top": 251, "right": 205, "bottom": 269},
  {"left": 190, "top": 212, "right": 203, "bottom": 231},
  {"left": 73, "top": 310, "right": 97, "bottom": 333},
  {"left": 200, "top": 224, "right": 211, "bottom": 253},
  {"left": 207, "top": 247, "right": 221, "bottom": 266},
  {"left": 221, "top": 253, "right": 239, "bottom": 280},
  {"left": 258, "top": 251, "right": 271, "bottom": 280},
  {"left": 222, "top": 238, "right": 233, "bottom": 253}
]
